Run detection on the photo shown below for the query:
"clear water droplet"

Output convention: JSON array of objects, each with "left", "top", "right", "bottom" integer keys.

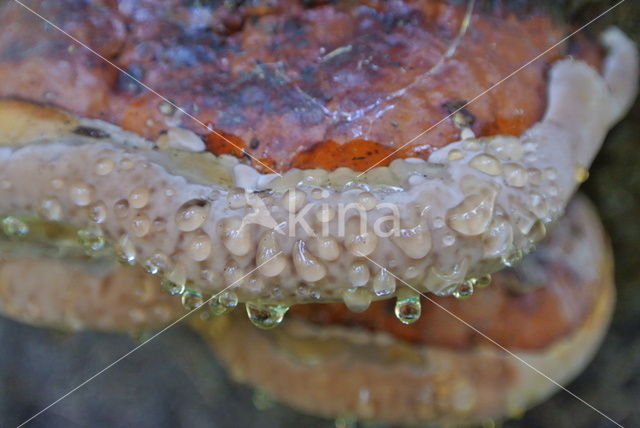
[
  {"left": 161, "top": 263, "right": 187, "bottom": 295},
  {"left": 453, "top": 281, "right": 474, "bottom": 299},
  {"left": 87, "top": 201, "right": 107, "bottom": 223},
  {"left": 372, "top": 268, "right": 396, "bottom": 296},
  {"left": 475, "top": 274, "right": 492, "bottom": 288},
  {"left": 161, "top": 277, "right": 184, "bottom": 296},
  {"left": 181, "top": 288, "right": 204, "bottom": 310},
  {"left": 209, "top": 291, "right": 239, "bottom": 316},
  {"left": 501, "top": 249, "right": 524, "bottom": 267},
  {"left": 77, "top": 226, "right": 106, "bottom": 255},
  {"left": 161, "top": 279, "right": 185, "bottom": 296},
  {"left": 245, "top": 302, "right": 289, "bottom": 329},
  {"left": 115, "top": 234, "right": 136, "bottom": 265},
  {"left": 143, "top": 252, "right": 170, "bottom": 275},
  {"left": 1, "top": 216, "right": 28, "bottom": 237},
  {"left": 39, "top": 198, "right": 62, "bottom": 221},
  {"left": 394, "top": 294, "right": 422, "bottom": 324}
]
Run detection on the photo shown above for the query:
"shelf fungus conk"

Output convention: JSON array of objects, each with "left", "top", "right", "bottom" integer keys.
[
  {"left": 193, "top": 196, "right": 615, "bottom": 425},
  {"left": 0, "top": 0, "right": 636, "bottom": 426}
]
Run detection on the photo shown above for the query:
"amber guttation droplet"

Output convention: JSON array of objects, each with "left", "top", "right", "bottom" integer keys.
[
  {"left": 342, "top": 288, "right": 372, "bottom": 313},
  {"left": 575, "top": 164, "right": 589, "bottom": 184}
]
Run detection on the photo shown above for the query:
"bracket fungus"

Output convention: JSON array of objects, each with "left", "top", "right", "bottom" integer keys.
[
  {"left": 0, "top": 0, "right": 636, "bottom": 426},
  {"left": 193, "top": 196, "right": 615, "bottom": 425}
]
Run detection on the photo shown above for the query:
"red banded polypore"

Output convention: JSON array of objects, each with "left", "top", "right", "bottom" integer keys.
[{"left": 0, "top": 28, "right": 635, "bottom": 326}]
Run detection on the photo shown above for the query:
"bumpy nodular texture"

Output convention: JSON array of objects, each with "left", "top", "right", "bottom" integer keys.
[{"left": 0, "top": 28, "right": 636, "bottom": 313}]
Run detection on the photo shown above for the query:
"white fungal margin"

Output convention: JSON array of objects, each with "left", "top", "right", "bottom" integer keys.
[{"left": 0, "top": 27, "right": 636, "bottom": 305}]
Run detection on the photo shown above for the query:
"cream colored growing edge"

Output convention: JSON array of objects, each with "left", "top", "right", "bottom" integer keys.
[{"left": 0, "top": 28, "right": 636, "bottom": 314}]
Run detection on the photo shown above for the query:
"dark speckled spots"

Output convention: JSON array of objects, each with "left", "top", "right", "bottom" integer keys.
[
  {"left": 443, "top": 100, "right": 476, "bottom": 128},
  {"left": 0, "top": 0, "right": 602, "bottom": 173},
  {"left": 73, "top": 126, "right": 110, "bottom": 139},
  {"left": 116, "top": 65, "right": 145, "bottom": 94}
]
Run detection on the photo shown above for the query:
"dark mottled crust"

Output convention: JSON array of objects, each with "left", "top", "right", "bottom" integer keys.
[{"left": 0, "top": 0, "right": 601, "bottom": 172}]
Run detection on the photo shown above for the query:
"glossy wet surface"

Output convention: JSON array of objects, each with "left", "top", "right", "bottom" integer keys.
[
  {"left": 0, "top": 91, "right": 638, "bottom": 427},
  {"left": 0, "top": 2, "right": 639, "bottom": 428},
  {"left": 0, "top": 0, "right": 596, "bottom": 172}
]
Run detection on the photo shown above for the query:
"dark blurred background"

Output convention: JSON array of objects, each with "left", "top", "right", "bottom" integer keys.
[{"left": 1, "top": 1, "right": 639, "bottom": 427}]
